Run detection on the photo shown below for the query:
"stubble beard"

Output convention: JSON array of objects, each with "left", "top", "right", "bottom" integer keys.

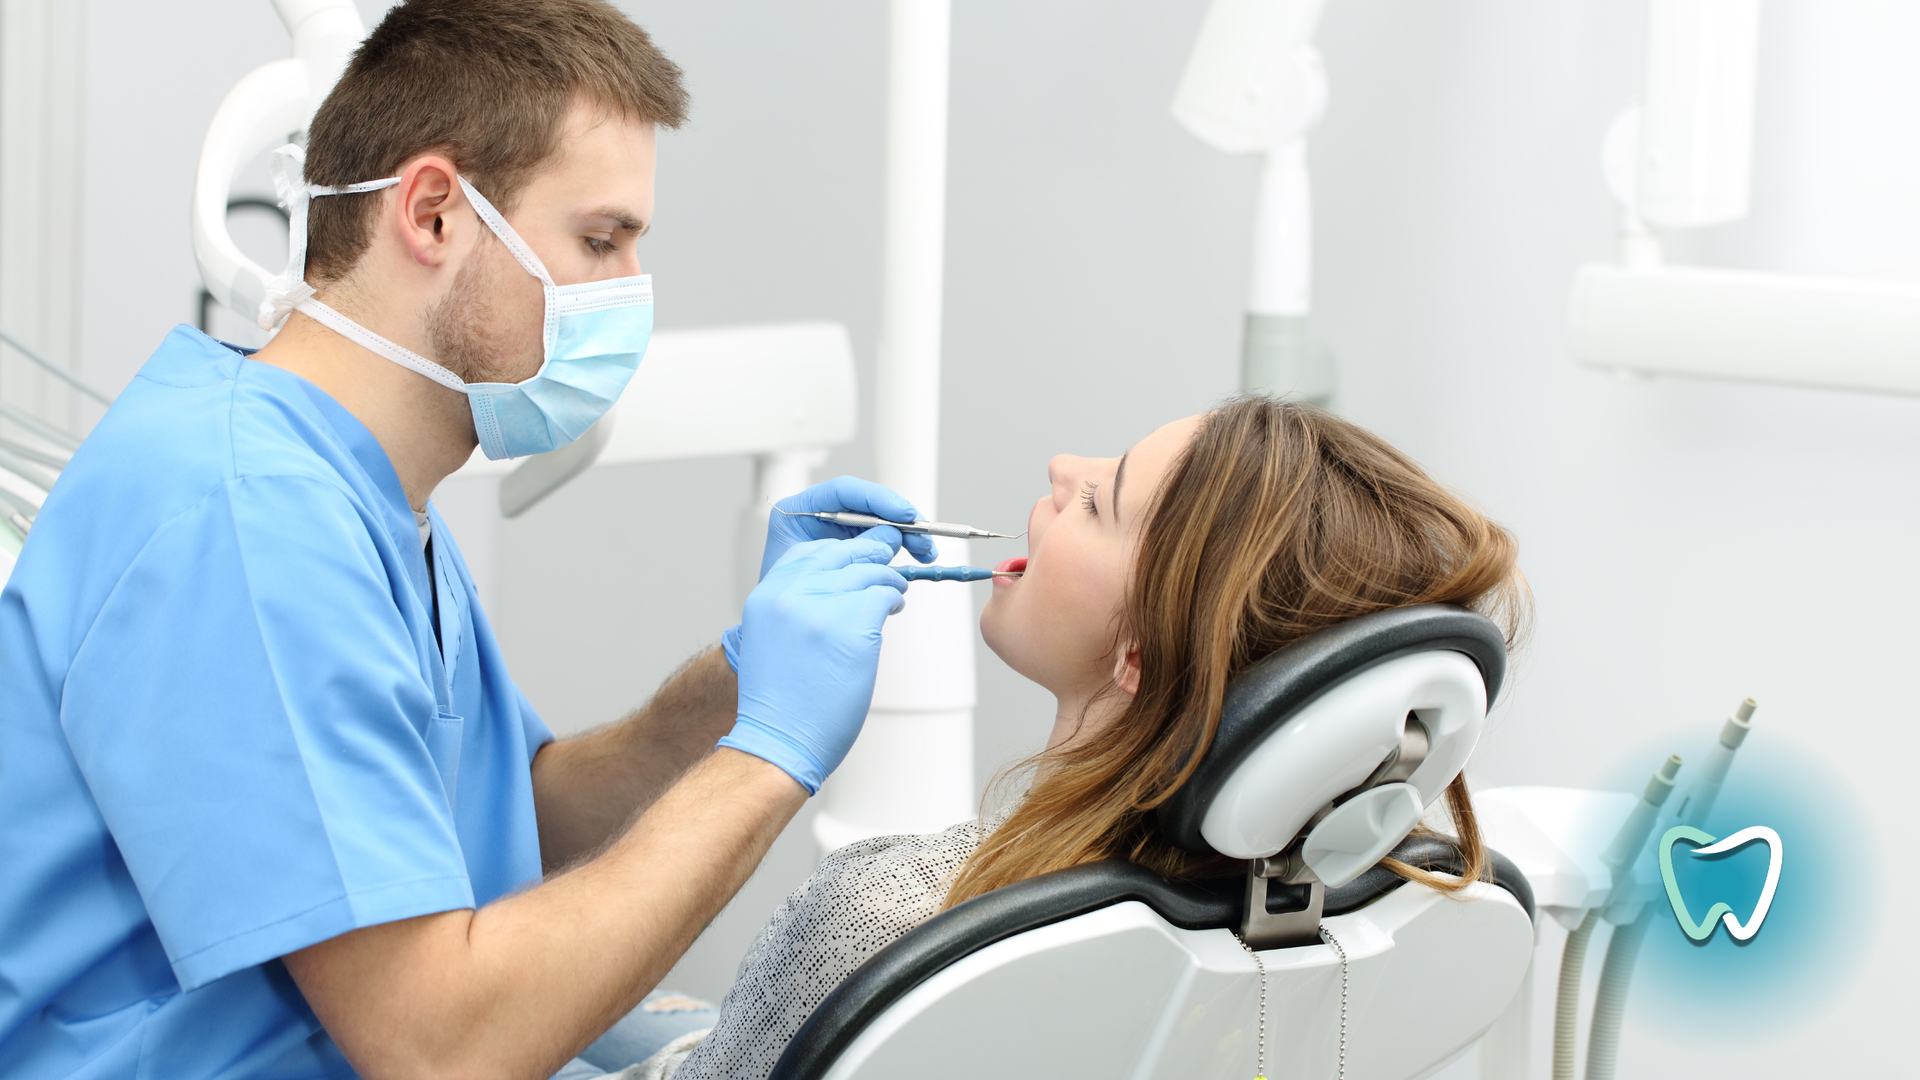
[{"left": 424, "top": 234, "right": 537, "bottom": 385}]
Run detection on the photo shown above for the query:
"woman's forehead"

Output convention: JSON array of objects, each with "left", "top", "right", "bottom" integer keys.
[
  {"left": 1116, "top": 414, "right": 1202, "bottom": 522},
  {"left": 1128, "top": 414, "right": 1202, "bottom": 475}
]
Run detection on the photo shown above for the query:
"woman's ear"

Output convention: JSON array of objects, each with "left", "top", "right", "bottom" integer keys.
[{"left": 1111, "top": 644, "right": 1142, "bottom": 697}]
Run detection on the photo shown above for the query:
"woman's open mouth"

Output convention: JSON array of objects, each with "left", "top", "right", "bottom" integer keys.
[{"left": 992, "top": 556, "right": 1027, "bottom": 586}]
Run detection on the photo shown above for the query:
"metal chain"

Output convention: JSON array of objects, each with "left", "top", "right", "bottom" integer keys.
[
  {"left": 1232, "top": 931, "right": 1268, "bottom": 1080},
  {"left": 1320, "top": 926, "right": 1350, "bottom": 1080}
]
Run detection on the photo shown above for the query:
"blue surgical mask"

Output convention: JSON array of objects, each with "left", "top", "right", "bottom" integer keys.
[{"left": 259, "top": 145, "right": 652, "bottom": 460}]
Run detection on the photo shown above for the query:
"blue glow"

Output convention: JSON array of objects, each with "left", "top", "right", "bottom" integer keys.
[{"left": 1597, "top": 731, "right": 1874, "bottom": 1037}]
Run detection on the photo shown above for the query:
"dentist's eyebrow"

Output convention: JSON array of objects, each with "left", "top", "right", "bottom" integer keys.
[
  {"left": 1112, "top": 452, "right": 1130, "bottom": 523},
  {"left": 590, "top": 205, "right": 649, "bottom": 235}
]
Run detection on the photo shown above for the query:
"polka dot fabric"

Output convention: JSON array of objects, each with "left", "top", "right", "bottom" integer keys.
[{"left": 667, "top": 815, "right": 996, "bottom": 1080}]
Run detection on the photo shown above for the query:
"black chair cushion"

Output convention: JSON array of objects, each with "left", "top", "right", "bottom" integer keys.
[
  {"left": 1156, "top": 605, "right": 1509, "bottom": 856},
  {"left": 768, "top": 835, "right": 1533, "bottom": 1080}
]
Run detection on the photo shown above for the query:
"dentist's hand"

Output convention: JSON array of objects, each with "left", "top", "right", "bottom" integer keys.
[
  {"left": 718, "top": 534, "right": 909, "bottom": 794},
  {"left": 759, "top": 476, "right": 938, "bottom": 580}
]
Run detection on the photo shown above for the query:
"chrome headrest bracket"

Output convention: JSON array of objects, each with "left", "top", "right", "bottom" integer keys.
[
  {"left": 1240, "top": 717, "right": 1439, "bottom": 949},
  {"left": 1241, "top": 845, "right": 1325, "bottom": 950}
]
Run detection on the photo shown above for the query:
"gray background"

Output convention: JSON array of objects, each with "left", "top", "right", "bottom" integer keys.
[{"left": 58, "top": 1, "right": 1920, "bottom": 1074}]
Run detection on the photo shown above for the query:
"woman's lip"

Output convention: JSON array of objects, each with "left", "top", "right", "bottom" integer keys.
[{"left": 994, "top": 557, "right": 1027, "bottom": 574}]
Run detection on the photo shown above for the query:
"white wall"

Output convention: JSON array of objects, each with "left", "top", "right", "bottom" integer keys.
[
  {"left": 1309, "top": 2, "right": 1917, "bottom": 1073},
  {"left": 0, "top": 0, "right": 86, "bottom": 431},
  {"left": 69, "top": 0, "right": 1917, "bottom": 1070}
]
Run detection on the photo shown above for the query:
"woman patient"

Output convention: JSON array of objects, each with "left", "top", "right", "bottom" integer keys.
[{"left": 649, "top": 396, "right": 1527, "bottom": 1079}]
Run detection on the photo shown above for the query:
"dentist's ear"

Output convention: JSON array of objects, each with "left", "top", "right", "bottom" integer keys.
[
  {"left": 1111, "top": 644, "right": 1142, "bottom": 697},
  {"left": 390, "top": 155, "right": 462, "bottom": 269}
]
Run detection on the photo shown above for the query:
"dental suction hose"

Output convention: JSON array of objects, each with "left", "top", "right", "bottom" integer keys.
[
  {"left": 1585, "top": 698, "right": 1756, "bottom": 1080},
  {"left": 1585, "top": 916, "right": 1651, "bottom": 1080},
  {"left": 1553, "top": 754, "right": 1681, "bottom": 1080},
  {"left": 1553, "top": 914, "right": 1599, "bottom": 1080}
]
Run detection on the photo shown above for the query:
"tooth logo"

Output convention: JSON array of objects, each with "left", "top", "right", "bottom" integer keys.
[{"left": 1658, "top": 825, "right": 1783, "bottom": 942}]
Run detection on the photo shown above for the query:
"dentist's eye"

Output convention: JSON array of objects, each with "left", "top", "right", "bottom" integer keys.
[
  {"left": 1080, "top": 481, "right": 1099, "bottom": 517},
  {"left": 585, "top": 236, "right": 616, "bottom": 256}
]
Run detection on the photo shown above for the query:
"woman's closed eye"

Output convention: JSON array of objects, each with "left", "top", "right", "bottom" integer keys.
[{"left": 1080, "top": 481, "right": 1099, "bottom": 517}]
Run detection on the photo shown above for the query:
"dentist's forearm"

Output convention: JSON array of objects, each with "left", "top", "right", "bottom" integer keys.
[
  {"left": 532, "top": 645, "right": 740, "bottom": 871},
  {"left": 286, "top": 748, "right": 804, "bottom": 1080}
]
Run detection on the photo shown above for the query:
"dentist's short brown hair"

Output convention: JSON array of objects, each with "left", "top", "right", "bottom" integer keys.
[{"left": 301, "top": 0, "right": 687, "bottom": 286}]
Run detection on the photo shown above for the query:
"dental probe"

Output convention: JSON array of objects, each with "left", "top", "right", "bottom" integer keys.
[
  {"left": 896, "top": 565, "right": 1022, "bottom": 582},
  {"left": 775, "top": 507, "right": 1024, "bottom": 540}
]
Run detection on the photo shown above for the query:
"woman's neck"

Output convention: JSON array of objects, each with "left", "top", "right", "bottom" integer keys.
[{"left": 1042, "top": 685, "right": 1128, "bottom": 758}]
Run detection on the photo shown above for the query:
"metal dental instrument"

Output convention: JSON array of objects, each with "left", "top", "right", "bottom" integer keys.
[
  {"left": 774, "top": 507, "right": 1024, "bottom": 540},
  {"left": 896, "top": 565, "right": 1022, "bottom": 582}
]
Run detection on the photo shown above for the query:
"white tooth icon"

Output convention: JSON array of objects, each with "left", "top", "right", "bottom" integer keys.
[{"left": 1660, "top": 825, "right": 1784, "bottom": 942}]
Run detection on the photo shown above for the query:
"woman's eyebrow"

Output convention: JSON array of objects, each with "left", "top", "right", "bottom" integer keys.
[{"left": 1112, "top": 452, "right": 1130, "bottom": 522}]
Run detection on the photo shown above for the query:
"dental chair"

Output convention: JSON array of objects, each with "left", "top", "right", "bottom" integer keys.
[{"left": 769, "top": 605, "right": 1537, "bottom": 1080}]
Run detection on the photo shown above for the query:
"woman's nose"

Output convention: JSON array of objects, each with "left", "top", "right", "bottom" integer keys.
[{"left": 1046, "top": 455, "right": 1083, "bottom": 509}]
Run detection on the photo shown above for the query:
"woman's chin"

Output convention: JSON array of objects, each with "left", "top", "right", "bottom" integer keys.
[
  {"left": 978, "top": 603, "right": 1022, "bottom": 671},
  {"left": 979, "top": 609, "right": 1055, "bottom": 692}
]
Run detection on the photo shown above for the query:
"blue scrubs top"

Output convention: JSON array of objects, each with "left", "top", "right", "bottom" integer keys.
[{"left": 0, "top": 327, "right": 554, "bottom": 1079}]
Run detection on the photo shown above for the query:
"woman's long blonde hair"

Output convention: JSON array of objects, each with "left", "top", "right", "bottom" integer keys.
[{"left": 944, "top": 397, "right": 1530, "bottom": 908}]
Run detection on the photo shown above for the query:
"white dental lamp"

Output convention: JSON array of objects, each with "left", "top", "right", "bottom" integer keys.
[
  {"left": 1570, "top": 0, "right": 1920, "bottom": 396},
  {"left": 1171, "top": 0, "right": 1334, "bottom": 405}
]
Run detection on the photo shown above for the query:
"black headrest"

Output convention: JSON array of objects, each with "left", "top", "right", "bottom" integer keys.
[{"left": 1156, "top": 604, "right": 1507, "bottom": 855}]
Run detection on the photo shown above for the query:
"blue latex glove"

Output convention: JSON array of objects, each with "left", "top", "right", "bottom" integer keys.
[
  {"left": 718, "top": 533, "right": 910, "bottom": 793},
  {"left": 759, "top": 476, "right": 938, "bottom": 581},
  {"left": 721, "top": 623, "right": 744, "bottom": 674}
]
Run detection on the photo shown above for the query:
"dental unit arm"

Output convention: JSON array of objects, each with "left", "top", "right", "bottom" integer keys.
[
  {"left": 1570, "top": 0, "right": 1920, "bottom": 398},
  {"left": 192, "top": 0, "right": 367, "bottom": 324}
]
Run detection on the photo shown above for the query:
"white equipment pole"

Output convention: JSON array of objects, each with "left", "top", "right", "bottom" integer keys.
[
  {"left": 813, "top": 0, "right": 978, "bottom": 855},
  {"left": 1172, "top": 0, "right": 1332, "bottom": 404}
]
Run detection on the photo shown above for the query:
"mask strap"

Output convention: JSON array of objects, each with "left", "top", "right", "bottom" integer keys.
[
  {"left": 295, "top": 297, "right": 468, "bottom": 394},
  {"left": 456, "top": 176, "right": 556, "bottom": 288},
  {"left": 259, "top": 144, "right": 402, "bottom": 331}
]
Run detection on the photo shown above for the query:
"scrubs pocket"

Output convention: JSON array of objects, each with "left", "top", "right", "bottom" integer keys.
[{"left": 426, "top": 712, "right": 465, "bottom": 806}]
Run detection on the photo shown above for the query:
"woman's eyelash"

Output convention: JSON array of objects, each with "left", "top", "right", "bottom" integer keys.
[
  {"left": 1080, "top": 481, "right": 1099, "bottom": 516},
  {"left": 586, "top": 237, "right": 616, "bottom": 255}
]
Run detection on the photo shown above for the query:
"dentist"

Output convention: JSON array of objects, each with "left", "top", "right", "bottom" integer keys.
[{"left": 0, "top": 3, "right": 927, "bottom": 1079}]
